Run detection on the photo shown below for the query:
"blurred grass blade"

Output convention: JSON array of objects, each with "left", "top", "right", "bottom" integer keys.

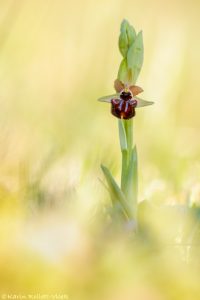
[
  {"left": 118, "top": 119, "right": 127, "bottom": 151},
  {"left": 101, "top": 164, "right": 133, "bottom": 219}
]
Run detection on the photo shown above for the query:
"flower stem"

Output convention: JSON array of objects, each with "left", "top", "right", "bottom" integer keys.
[{"left": 119, "top": 118, "right": 138, "bottom": 221}]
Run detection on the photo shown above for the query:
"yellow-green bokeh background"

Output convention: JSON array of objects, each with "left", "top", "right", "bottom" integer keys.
[{"left": 0, "top": 0, "right": 200, "bottom": 299}]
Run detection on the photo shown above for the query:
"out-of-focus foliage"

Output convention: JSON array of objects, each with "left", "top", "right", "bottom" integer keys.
[{"left": 0, "top": 0, "right": 200, "bottom": 299}]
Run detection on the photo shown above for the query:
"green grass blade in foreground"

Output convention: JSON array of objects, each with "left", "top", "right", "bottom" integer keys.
[{"left": 101, "top": 164, "right": 133, "bottom": 220}]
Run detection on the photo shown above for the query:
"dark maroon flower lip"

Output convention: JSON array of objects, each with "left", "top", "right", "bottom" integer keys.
[{"left": 111, "top": 90, "right": 138, "bottom": 119}]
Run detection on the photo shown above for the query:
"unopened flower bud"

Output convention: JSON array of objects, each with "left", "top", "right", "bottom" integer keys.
[{"left": 118, "top": 19, "right": 136, "bottom": 58}]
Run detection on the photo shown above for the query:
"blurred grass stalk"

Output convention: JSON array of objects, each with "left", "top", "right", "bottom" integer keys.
[{"left": 101, "top": 20, "right": 144, "bottom": 226}]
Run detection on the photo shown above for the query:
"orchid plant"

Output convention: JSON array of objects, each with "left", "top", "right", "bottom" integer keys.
[{"left": 98, "top": 20, "right": 153, "bottom": 227}]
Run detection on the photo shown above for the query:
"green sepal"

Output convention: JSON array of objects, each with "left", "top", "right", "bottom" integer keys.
[{"left": 135, "top": 97, "right": 154, "bottom": 108}]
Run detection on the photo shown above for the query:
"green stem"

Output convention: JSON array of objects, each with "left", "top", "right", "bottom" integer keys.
[
  {"left": 124, "top": 119, "right": 133, "bottom": 162},
  {"left": 120, "top": 119, "right": 133, "bottom": 190},
  {"left": 119, "top": 118, "right": 138, "bottom": 221},
  {"left": 121, "top": 149, "right": 128, "bottom": 192}
]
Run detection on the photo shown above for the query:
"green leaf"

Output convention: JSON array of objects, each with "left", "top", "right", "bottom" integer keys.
[
  {"left": 101, "top": 164, "right": 133, "bottom": 219},
  {"left": 118, "top": 119, "right": 127, "bottom": 151},
  {"left": 127, "top": 31, "right": 144, "bottom": 84}
]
